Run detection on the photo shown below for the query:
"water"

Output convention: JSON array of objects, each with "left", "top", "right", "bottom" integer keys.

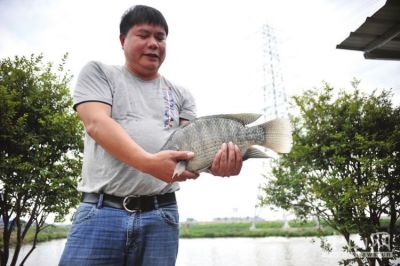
[
  {"left": 12, "top": 239, "right": 66, "bottom": 266},
  {"left": 177, "top": 237, "right": 349, "bottom": 266},
  {"left": 13, "top": 236, "right": 354, "bottom": 265}
]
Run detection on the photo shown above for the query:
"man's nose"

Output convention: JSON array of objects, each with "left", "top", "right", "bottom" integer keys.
[{"left": 148, "top": 36, "right": 159, "bottom": 49}]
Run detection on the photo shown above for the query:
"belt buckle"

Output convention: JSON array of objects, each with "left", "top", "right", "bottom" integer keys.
[{"left": 123, "top": 195, "right": 140, "bottom": 212}]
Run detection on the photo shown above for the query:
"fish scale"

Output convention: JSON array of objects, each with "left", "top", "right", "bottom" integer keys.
[{"left": 161, "top": 113, "right": 292, "bottom": 176}]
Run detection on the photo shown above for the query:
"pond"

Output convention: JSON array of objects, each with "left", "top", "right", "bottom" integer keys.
[{"left": 13, "top": 235, "right": 356, "bottom": 265}]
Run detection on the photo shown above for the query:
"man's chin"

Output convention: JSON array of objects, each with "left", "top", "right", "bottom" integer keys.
[{"left": 143, "top": 64, "right": 161, "bottom": 73}]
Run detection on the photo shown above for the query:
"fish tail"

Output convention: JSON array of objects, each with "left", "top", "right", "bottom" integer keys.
[{"left": 259, "top": 118, "right": 292, "bottom": 153}]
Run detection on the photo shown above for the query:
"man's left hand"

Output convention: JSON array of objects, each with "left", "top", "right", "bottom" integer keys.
[{"left": 210, "top": 142, "right": 242, "bottom": 177}]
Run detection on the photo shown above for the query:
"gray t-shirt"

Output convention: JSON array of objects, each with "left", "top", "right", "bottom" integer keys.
[{"left": 73, "top": 61, "right": 196, "bottom": 196}]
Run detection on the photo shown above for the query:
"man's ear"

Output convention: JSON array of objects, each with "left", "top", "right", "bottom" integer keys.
[{"left": 119, "top": 34, "right": 125, "bottom": 48}]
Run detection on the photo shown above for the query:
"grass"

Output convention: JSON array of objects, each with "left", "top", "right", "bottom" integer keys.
[
  {"left": 32, "top": 225, "right": 71, "bottom": 243},
  {"left": 179, "top": 221, "right": 338, "bottom": 238},
  {"left": 0, "top": 225, "right": 71, "bottom": 248}
]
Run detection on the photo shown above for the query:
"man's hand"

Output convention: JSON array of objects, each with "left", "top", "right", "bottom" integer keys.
[
  {"left": 210, "top": 142, "right": 242, "bottom": 177},
  {"left": 144, "top": 150, "right": 199, "bottom": 183}
]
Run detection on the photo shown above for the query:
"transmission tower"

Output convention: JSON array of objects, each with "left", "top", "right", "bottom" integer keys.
[
  {"left": 261, "top": 24, "right": 288, "bottom": 120},
  {"left": 251, "top": 24, "right": 291, "bottom": 229}
]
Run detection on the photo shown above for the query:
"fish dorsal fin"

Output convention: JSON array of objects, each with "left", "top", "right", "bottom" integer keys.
[
  {"left": 199, "top": 113, "right": 262, "bottom": 125},
  {"left": 243, "top": 147, "right": 272, "bottom": 160}
]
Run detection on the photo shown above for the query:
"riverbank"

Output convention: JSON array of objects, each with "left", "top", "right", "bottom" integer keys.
[
  {"left": 3, "top": 218, "right": 398, "bottom": 246},
  {"left": 0, "top": 224, "right": 70, "bottom": 247},
  {"left": 0, "top": 219, "right": 337, "bottom": 247}
]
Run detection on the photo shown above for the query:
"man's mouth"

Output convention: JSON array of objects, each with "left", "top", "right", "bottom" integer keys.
[{"left": 144, "top": 53, "right": 159, "bottom": 59}]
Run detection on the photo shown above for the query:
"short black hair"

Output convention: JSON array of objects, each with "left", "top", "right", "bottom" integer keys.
[{"left": 120, "top": 5, "right": 169, "bottom": 36}]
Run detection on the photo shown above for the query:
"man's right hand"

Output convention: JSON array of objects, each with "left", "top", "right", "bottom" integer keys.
[{"left": 144, "top": 150, "right": 199, "bottom": 183}]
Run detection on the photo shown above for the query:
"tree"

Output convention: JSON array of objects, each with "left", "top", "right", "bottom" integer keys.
[
  {"left": 0, "top": 54, "right": 83, "bottom": 266},
  {"left": 260, "top": 81, "right": 400, "bottom": 266}
]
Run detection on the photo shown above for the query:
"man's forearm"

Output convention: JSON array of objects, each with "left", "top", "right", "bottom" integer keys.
[
  {"left": 85, "top": 114, "right": 152, "bottom": 173},
  {"left": 77, "top": 102, "right": 151, "bottom": 173}
]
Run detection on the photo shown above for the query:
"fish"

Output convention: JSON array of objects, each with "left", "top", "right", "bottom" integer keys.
[{"left": 160, "top": 113, "right": 292, "bottom": 177}]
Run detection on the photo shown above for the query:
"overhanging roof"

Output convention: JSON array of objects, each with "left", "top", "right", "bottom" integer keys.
[{"left": 336, "top": 0, "right": 400, "bottom": 60}]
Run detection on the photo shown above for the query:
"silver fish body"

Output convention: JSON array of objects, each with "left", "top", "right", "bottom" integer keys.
[{"left": 161, "top": 113, "right": 292, "bottom": 175}]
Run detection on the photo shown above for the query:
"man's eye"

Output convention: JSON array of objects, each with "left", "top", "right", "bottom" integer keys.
[{"left": 155, "top": 34, "right": 166, "bottom": 41}]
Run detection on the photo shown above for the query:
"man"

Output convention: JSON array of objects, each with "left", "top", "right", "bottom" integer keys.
[{"left": 59, "top": 5, "right": 242, "bottom": 266}]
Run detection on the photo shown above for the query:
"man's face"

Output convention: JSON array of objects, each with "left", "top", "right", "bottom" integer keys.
[{"left": 120, "top": 23, "right": 167, "bottom": 80}]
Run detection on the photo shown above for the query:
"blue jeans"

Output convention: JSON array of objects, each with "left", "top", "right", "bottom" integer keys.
[{"left": 59, "top": 201, "right": 179, "bottom": 266}]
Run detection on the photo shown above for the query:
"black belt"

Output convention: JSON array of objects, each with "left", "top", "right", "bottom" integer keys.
[{"left": 81, "top": 192, "right": 176, "bottom": 212}]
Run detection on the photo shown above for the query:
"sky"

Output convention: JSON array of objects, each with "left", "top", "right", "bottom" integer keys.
[{"left": 1, "top": 0, "right": 399, "bottom": 222}]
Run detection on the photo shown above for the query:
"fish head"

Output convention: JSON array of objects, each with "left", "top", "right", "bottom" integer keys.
[{"left": 161, "top": 139, "right": 181, "bottom": 151}]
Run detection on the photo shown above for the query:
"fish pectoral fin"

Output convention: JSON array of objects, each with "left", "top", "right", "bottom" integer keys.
[
  {"left": 172, "top": 161, "right": 188, "bottom": 179},
  {"left": 199, "top": 113, "right": 262, "bottom": 125},
  {"left": 243, "top": 147, "right": 272, "bottom": 160}
]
